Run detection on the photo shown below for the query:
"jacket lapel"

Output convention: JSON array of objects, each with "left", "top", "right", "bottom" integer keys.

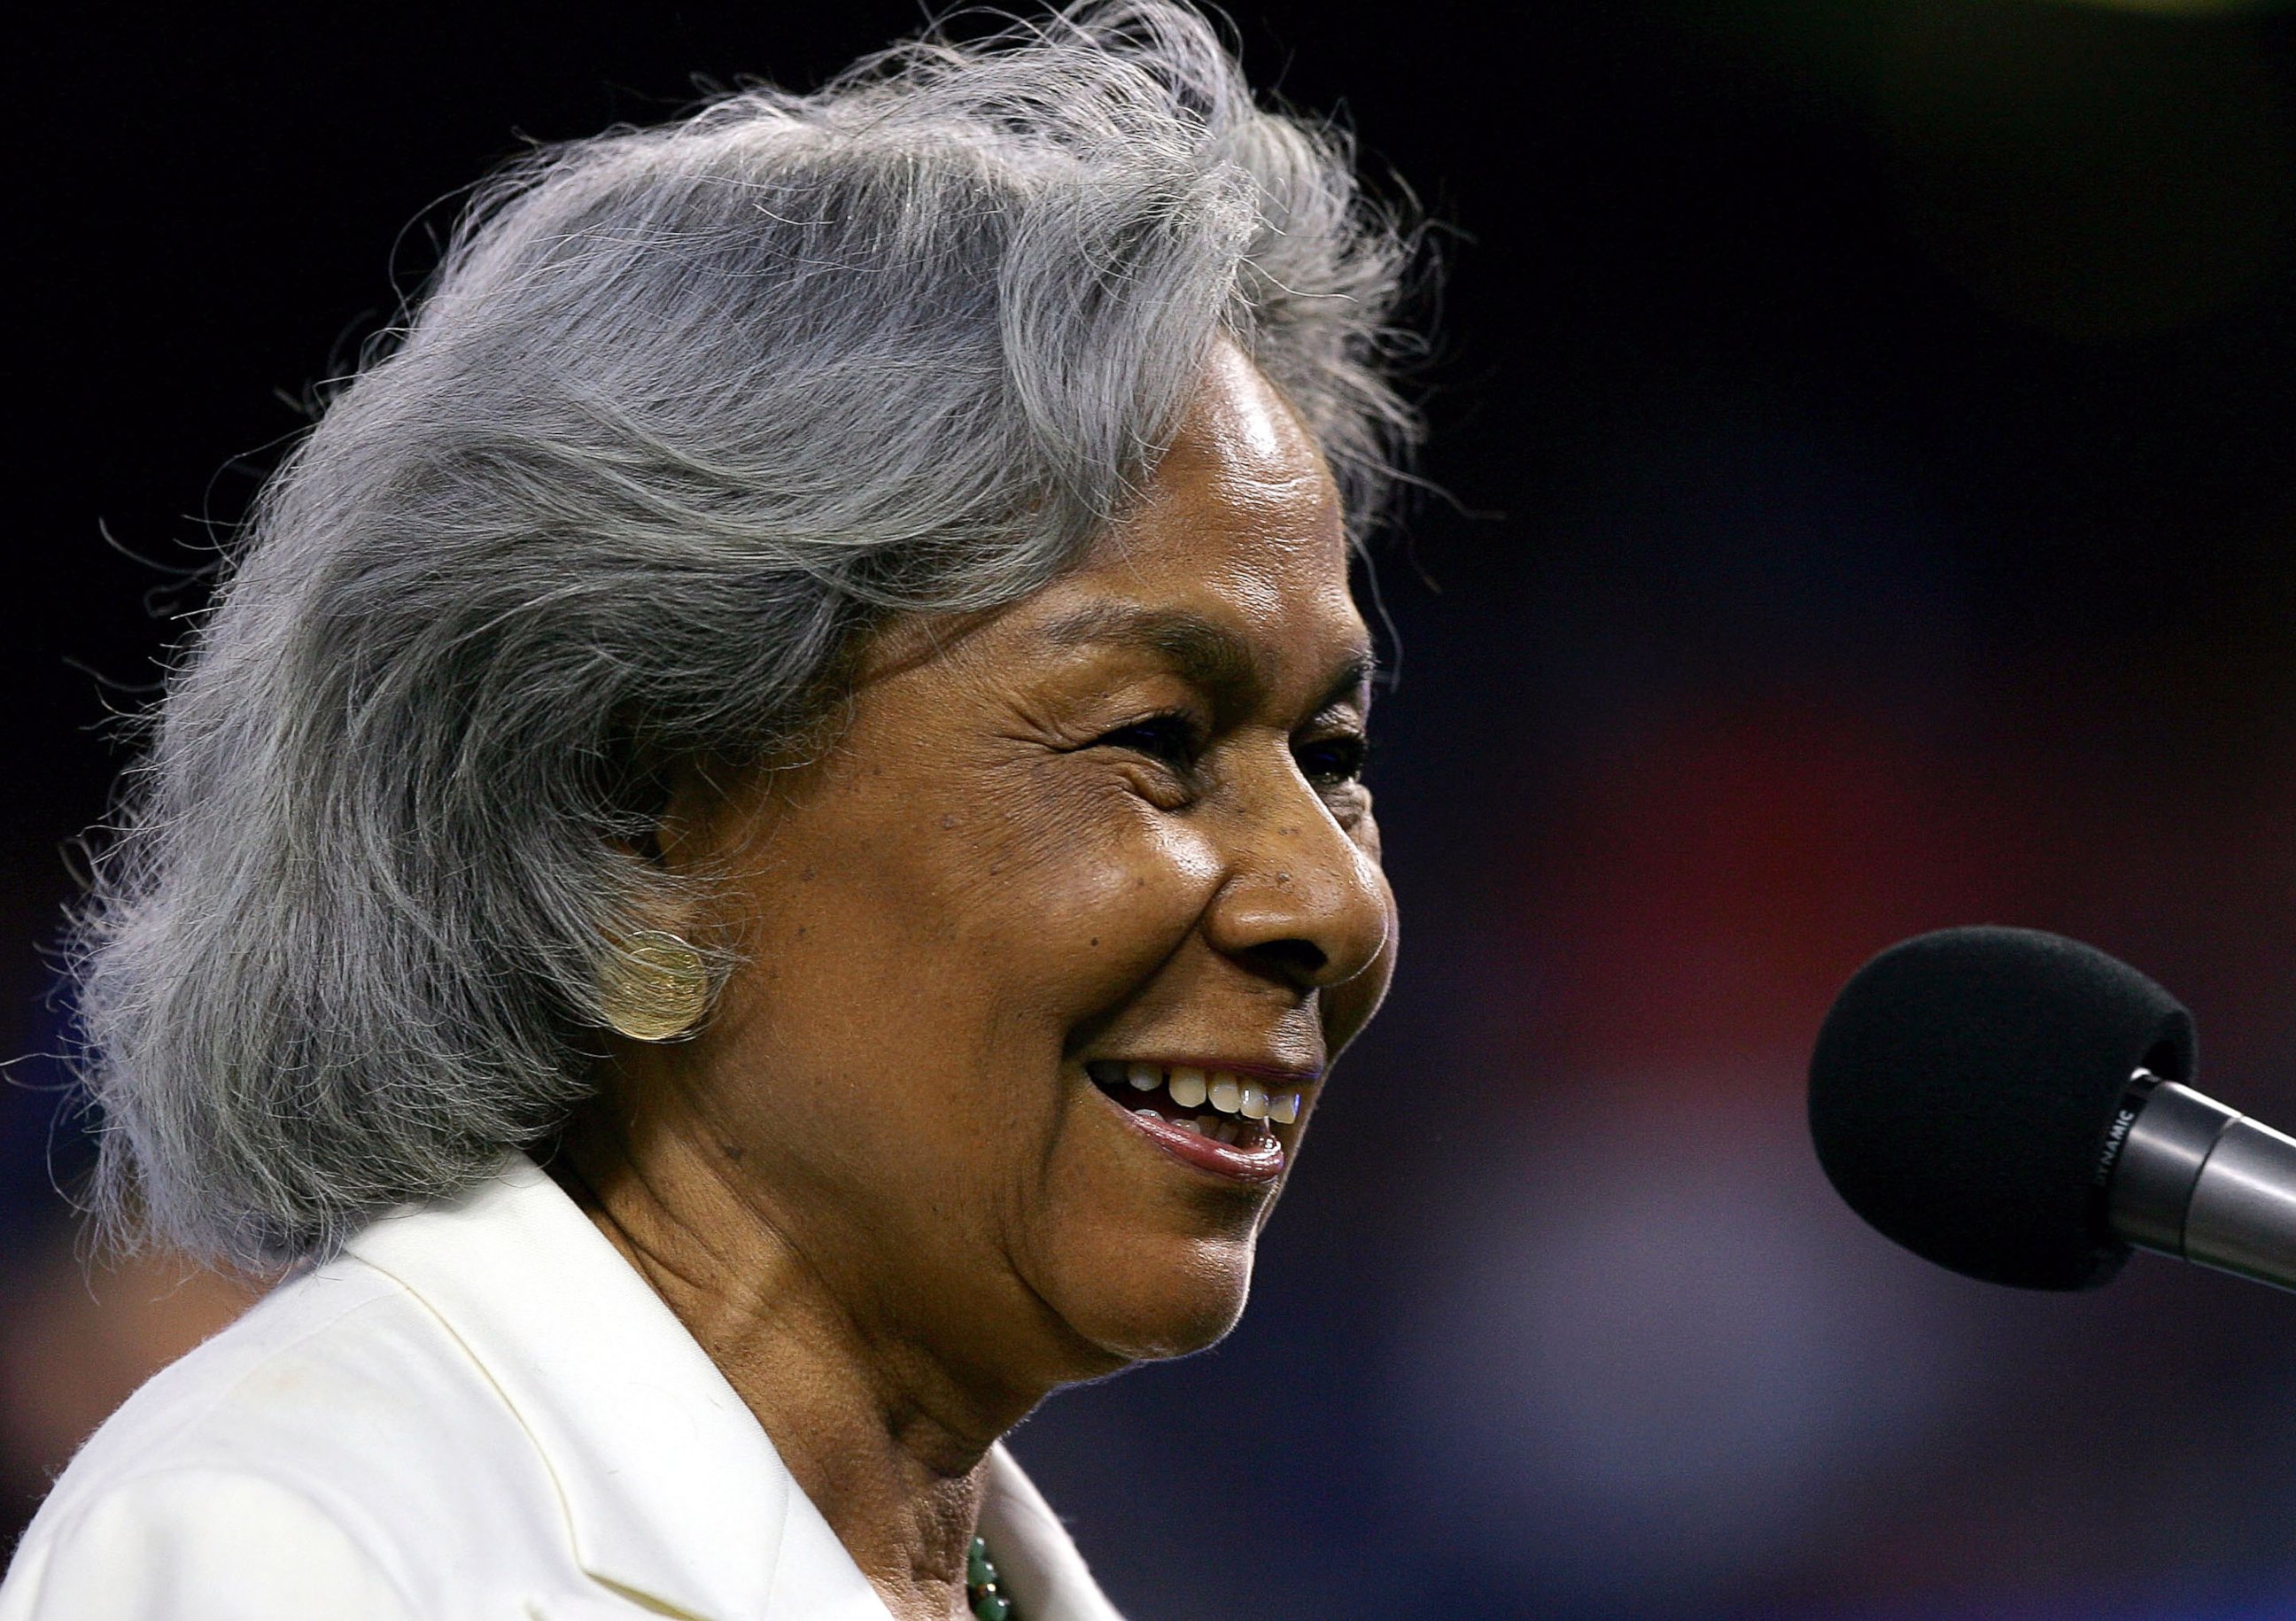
[
  {"left": 348, "top": 1157, "right": 1124, "bottom": 1619},
  {"left": 347, "top": 1158, "right": 890, "bottom": 1620}
]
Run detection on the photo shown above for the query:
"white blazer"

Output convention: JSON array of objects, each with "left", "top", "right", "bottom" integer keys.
[{"left": 0, "top": 1158, "right": 1128, "bottom": 1620}]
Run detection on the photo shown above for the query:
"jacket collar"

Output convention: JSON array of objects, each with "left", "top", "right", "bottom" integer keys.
[
  {"left": 345, "top": 1156, "right": 1118, "bottom": 1621},
  {"left": 980, "top": 1446, "right": 1129, "bottom": 1621}
]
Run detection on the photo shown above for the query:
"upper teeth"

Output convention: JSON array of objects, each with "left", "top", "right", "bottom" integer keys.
[{"left": 1099, "top": 1063, "right": 1304, "bottom": 1126}]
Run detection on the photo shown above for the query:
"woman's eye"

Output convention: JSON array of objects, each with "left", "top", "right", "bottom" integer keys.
[
  {"left": 1297, "top": 732, "right": 1369, "bottom": 786},
  {"left": 1095, "top": 713, "right": 1200, "bottom": 768}
]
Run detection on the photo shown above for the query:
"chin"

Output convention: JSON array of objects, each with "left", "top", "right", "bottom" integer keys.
[{"left": 1057, "top": 1236, "right": 1258, "bottom": 1368}]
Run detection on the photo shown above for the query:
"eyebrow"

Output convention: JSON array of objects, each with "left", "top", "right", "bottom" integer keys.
[{"left": 1036, "top": 603, "right": 1377, "bottom": 713}]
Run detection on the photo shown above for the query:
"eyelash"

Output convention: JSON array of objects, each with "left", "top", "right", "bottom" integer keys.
[
  {"left": 1096, "top": 711, "right": 1203, "bottom": 770},
  {"left": 1296, "top": 731, "right": 1370, "bottom": 787},
  {"left": 1094, "top": 713, "right": 1369, "bottom": 789}
]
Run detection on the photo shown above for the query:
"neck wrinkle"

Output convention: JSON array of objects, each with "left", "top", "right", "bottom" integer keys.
[{"left": 547, "top": 1111, "right": 1014, "bottom": 1621}]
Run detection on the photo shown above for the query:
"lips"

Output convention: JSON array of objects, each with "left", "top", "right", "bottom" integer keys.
[{"left": 1083, "top": 1059, "right": 1313, "bottom": 1183}]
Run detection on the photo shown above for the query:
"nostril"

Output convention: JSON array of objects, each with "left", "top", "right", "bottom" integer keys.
[{"left": 1245, "top": 938, "right": 1329, "bottom": 983}]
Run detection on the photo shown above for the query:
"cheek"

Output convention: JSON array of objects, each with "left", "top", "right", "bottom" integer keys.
[{"left": 960, "top": 789, "right": 1224, "bottom": 1012}]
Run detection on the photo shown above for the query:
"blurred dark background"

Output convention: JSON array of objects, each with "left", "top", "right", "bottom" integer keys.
[{"left": 10, "top": 1, "right": 2296, "bottom": 1615}]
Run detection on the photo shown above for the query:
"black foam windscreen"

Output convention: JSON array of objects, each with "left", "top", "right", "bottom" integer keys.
[{"left": 1808, "top": 927, "right": 2197, "bottom": 1291}]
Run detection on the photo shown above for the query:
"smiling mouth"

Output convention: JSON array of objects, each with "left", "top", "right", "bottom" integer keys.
[{"left": 1083, "top": 1060, "right": 1307, "bottom": 1149}]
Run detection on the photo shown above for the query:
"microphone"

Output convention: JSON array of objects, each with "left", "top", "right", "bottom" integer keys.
[{"left": 1808, "top": 926, "right": 2296, "bottom": 1294}]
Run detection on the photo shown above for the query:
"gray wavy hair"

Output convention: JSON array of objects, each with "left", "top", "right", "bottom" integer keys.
[{"left": 72, "top": 0, "right": 1421, "bottom": 1268}]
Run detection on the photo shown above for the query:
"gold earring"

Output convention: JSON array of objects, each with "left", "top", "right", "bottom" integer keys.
[{"left": 598, "top": 928, "right": 710, "bottom": 1043}]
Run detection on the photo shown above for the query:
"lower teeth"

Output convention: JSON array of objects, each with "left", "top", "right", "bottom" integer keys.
[{"left": 1164, "top": 1113, "right": 1256, "bottom": 1146}]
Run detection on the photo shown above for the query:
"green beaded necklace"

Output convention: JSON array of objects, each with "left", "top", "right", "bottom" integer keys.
[{"left": 965, "top": 1535, "right": 1016, "bottom": 1621}]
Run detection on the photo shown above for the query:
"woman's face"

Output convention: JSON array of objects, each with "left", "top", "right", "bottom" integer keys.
[{"left": 651, "top": 342, "right": 1395, "bottom": 1393}]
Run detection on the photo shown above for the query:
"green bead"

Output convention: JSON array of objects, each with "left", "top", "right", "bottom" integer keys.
[
  {"left": 966, "top": 1539, "right": 992, "bottom": 1587},
  {"left": 973, "top": 1592, "right": 1011, "bottom": 1621}
]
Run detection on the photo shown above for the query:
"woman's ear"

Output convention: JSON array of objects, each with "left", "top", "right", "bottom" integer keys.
[
  {"left": 645, "top": 755, "right": 749, "bottom": 874},
  {"left": 594, "top": 757, "right": 736, "bottom": 1046},
  {"left": 609, "top": 746, "right": 730, "bottom": 873}
]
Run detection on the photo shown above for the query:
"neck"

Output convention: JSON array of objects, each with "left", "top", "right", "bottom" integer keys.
[{"left": 550, "top": 1105, "right": 1031, "bottom": 1621}]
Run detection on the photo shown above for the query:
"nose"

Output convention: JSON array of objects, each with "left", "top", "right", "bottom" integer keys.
[{"left": 1201, "top": 764, "right": 1391, "bottom": 993}]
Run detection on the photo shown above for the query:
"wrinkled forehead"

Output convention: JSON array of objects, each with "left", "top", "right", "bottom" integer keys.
[
  {"left": 1098, "top": 342, "right": 1355, "bottom": 624},
  {"left": 863, "top": 342, "right": 1363, "bottom": 696},
  {"left": 1149, "top": 339, "right": 1339, "bottom": 517},
  {"left": 1004, "top": 352, "right": 1367, "bottom": 702}
]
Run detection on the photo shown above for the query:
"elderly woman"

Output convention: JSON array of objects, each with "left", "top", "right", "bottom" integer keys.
[{"left": 0, "top": 4, "right": 1416, "bottom": 1617}]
